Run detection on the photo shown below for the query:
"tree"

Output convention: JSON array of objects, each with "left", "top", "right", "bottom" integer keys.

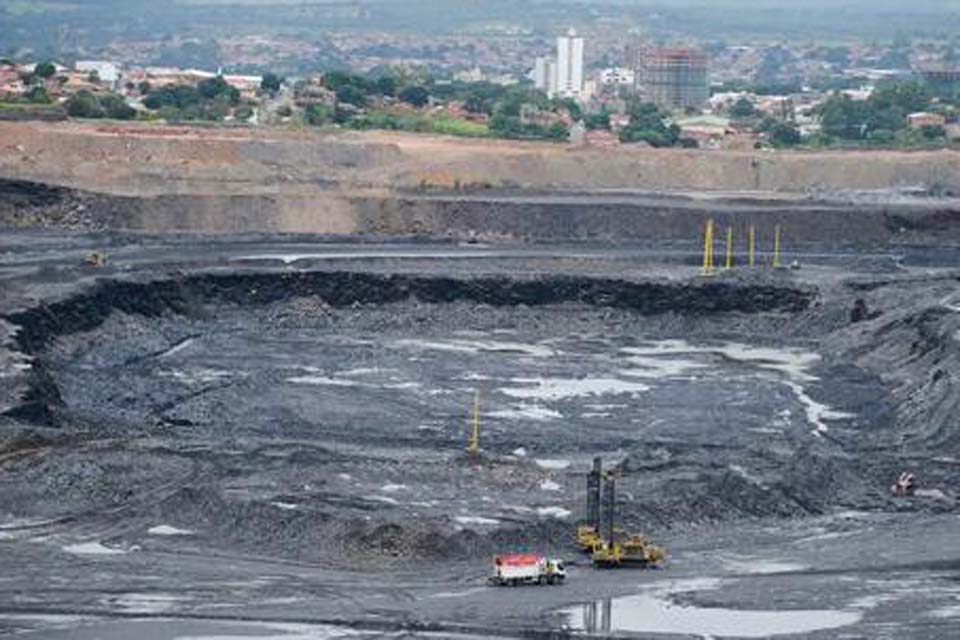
[
  {"left": 335, "top": 84, "right": 367, "bottom": 107},
  {"left": 65, "top": 91, "right": 104, "bottom": 118},
  {"left": 198, "top": 77, "right": 239, "bottom": 104},
  {"left": 305, "top": 104, "right": 333, "bottom": 125},
  {"left": 260, "top": 73, "right": 283, "bottom": 95},
  {"left": 817, "top": 94, "right": 869, "bottom": 139},
  {"left": 234, "top": 104, "right": 255, "bottom": 121},
  {"left": 375, "top": 75, "right": 396, "bottom": 97},
  {"left": 619, "top": 102, "right": 680, "bottom": 147},
  {"left": 585, "top": 111, "right": 611, "bottom": 130},
  {"left": 920, "top": 124, "right": 947, "bottom": 140},
  {"left": 24, "top": 85, "right": 51, "bottom": 104},
  {"left": 33, "top": 62, "right": 56, "bottom": 79},
  {"left": 463, "top": 83, "right": 506, "bottom": 114},
  {"left": 547, "top": 122, "right": 569, "bottom": 141},
  {"left": 730, "top": 97, "right": 756, "bottom": 119},
  {"left": 99, "top": 94, "right": 136, "bottom": 120},
  {"left": 144, "top": 85, "right": 202, "bottom": 110},
  {"left": 137, "top": 81, "right": 152, "bottom": 95},
  {"left": 768, "top": 122, "right": 801, "bottom": 146},
  {"left": 399, "top": 85, "right": 430, "bottom": 108},
  {"left": 557, "top": 98, "right": 582, "bottom": 121},
  {"left": 871, "top": 80, "right": 931, "bottom": 114}
]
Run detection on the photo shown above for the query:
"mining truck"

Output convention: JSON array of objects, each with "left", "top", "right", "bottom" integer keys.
[{"left": 489, "top": 553, "right": 567, "bottom": 586}]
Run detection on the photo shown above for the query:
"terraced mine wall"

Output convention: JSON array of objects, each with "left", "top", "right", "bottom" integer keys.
[{"left": 5, "top": 177, "right": 960, "bottom": 245}]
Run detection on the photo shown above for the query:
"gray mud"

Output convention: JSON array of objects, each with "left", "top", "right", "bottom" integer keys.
[{"left": 1, "top": 233, "right": 959, "bottom": 639}]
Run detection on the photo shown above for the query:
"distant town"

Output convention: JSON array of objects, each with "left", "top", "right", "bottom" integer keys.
[{"left": 2, "top": 28, "right": 959, "bottom": 150}]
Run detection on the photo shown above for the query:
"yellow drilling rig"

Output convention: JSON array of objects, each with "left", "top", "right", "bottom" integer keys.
[
  {"left": 577, "top": 457, "right": 664, "bottom": 568},
  {"left": 576, "top": 457, "right": 603, "bottom": 551}
]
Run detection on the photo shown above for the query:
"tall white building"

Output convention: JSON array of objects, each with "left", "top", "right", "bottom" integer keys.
[
  {"left": 533, "top": 56, "right": 555, "bottom": 93},
  {"left": 554, "top": 28, "right": 584, "bottom": 99}
]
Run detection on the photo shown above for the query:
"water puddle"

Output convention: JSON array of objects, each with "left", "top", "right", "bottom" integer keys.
[
  {"left": 62, "top": 541, "right": 128, "bottom": 556},
  {"left": 148, "top": 524, "right": 195, "bottom": 536},
  {"left": 453, "top": 515, "right": 500, "bottom": 526},
  {"left": 620, "top": 340, "right": 854, "bottom": 436},
  {"left": 394, "top": 338, "right": 557, "bottom": 358},
  {"left": 561, "top": 579, "right": 861, "bottom": 638},
  {"left": 502, "top": 377, "right": 651, "bottom": 400},
  {"left": 489, "top": 404, "right": 562, "bottom": 421}
]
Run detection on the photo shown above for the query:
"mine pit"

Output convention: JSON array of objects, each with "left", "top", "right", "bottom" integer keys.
[{"left": 2, "top": 237, "right": 960, "bottom": 638}]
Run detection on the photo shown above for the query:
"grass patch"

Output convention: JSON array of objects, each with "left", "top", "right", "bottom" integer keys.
[{"left": 347, "top": 109, "right": 488, "bottom": 138}]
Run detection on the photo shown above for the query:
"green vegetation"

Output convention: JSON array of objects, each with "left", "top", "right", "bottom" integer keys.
[
  {"left": 65, "top": 90, "right": 136, "bottom": 119},
  {"left": 304, "top": 73, "right": 573, "bottom": 142},
  {"left": 398, "top": 85, "right": 429, "bottom": 107},
  {"left": 33, "top": 62, "right": 56, "bottom": 79},
  {"left": 584, "top": 111, "right": 611, "bottom": 131},
  {"left": 619, "top": 102, "right": 680, "bottom": 147},
  {"left": 260, "top": 72, "right": 283, "bottom": 95},
  {"left": 345, "top": 109, "right": 488, "bottom": 137},
  {"left": 756, "top": 117, "right": 802, "bottom": 147},
  {"left": 816, "top": 80, "right": 936, "bottom": 141},
  {"left": 729, "top": 97, "right": 756, "bottom": 118},
  {"left": 143, "top": 76, "right": 242, "bottom": 121},
  {"left": 24, "top": 86, "right": 52, "bottom": 104}
]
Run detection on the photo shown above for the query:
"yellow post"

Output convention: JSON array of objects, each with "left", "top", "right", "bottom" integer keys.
[
  {"left": 701, "top": 219, "right": 714, "bottom": 275},
  {"left": 467, "top": 390, "right": 480, "bottom": 455},
  {"left": 725, "top": 226, "right": 733, "bottom": 269},
  {"left": 773, "top": 224, "right": 782, "bottom": 268},
  {"left": 748, "top": 225, "right": 756, "bottom": 267}
]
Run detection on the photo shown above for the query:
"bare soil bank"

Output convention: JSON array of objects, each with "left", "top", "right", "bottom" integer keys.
[{"left": 1, "top": 121, "right": 960, "bottom": 242}]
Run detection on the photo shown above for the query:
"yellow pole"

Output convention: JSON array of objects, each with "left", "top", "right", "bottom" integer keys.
[
  {"left": 773, "top": 224, "right": 782, "bottom": 268},
  {"left": 701, "top": 219, "right": 709, "bottom": 274},
  {"left": 748, "top": 225, "right": 756, "bottom": 267},
  {"left": 725, "top": 226, "right": 733, "bottom": 269},
  {"left": 702, "top": 219, "right": 714, "bottom": 275},
  {"left": 467, "top": 390, "right": 480, "bottom": 455}
]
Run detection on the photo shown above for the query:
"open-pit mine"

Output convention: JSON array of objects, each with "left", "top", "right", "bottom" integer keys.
[{"left": 1, "top": 124, "right": 959, "bottom": 639}]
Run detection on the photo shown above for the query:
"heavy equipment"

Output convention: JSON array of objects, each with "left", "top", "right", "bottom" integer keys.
[
  {"left": 892, "top": 471, "right": 916, "bottom": 497},
  {"left": 84, "top": 251, "right": 107, "bottom": 267},
  {"left": 588, "top": 464, "right": 664, "bottom": 568},
  {"left": 575, "top": 456, "right": 602, "bottom": 551},
  {"left": 489, "top": 553, "right": 566, "bottom": 586}
]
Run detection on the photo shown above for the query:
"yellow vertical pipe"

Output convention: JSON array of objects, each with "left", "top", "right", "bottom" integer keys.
[
  {"left": 701, "top": 219, "right": 713, "bottom": 275},
  {"left": 725, "top": 226, "right": 733, "bottom": 269},
  {"left": 748, "top": 225, "right": 756, "bottom": 267},
  {"left": 707, "top": 218, "right": 717, "bottom": 271},
  {"left": 773, "top": 224, "right": 782, "bottom": 268},
  {"left": 467, "top": 389, "right": 480, "bottom": 455}
]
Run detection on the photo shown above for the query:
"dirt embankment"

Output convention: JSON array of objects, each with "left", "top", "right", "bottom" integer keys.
[
  {"left": 2, "top": 121, "right": 959, "bottom": 195},
  {"left": 2, "top": 121, "right": 960, "bottom": 241}
]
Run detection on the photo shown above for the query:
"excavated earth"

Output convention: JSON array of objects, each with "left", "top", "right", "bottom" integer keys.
[{"left": 1, "top": 231, "right": 959, "bottom": 639}]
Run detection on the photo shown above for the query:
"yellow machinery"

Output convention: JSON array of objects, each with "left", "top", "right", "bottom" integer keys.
[
  {"left": 576, "top": 457, "right": 603, "bottom": 551},
  {"left": 586, "top": 461, "right": 665, "bottom": 568}
]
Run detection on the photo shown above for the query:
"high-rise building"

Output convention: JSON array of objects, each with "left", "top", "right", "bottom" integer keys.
[
  {"left": 554, "top": 28, "right": 584, "bottom": 99},
  {"left": 533, "top": 56, "right": 555, "bottom": 93},
  {"left": 636, "top": 47, "right": 709, "bottom": 110}
]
